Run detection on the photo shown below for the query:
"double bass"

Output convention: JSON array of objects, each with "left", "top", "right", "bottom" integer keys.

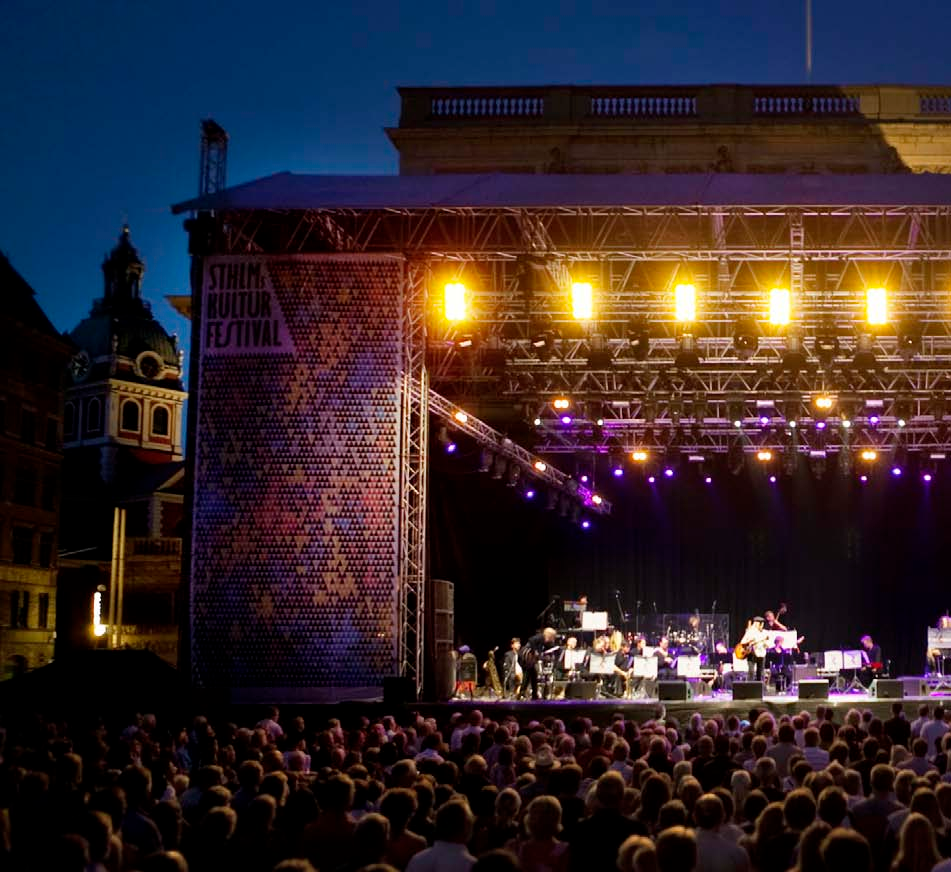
[{"left": 483, "top": 648, "right": 503, "bottom": 697}]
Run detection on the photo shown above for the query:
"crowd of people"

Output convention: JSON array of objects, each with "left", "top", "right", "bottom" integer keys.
[{"left": 3, "top": 699, "right": 951, "bottom": 872}]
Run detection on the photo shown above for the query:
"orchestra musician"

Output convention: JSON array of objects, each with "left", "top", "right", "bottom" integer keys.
[
  {"left": 859, "top": 634, "right": 882, "bottom": 687},
  {"left": 653, "top": 636, "right": 676, "bottom": 679},
  {"left": 611, "top": 638, "right": 634, "bottom": 697},
  {"left": 764, "top": 606, "right": 789, "bottom": 633},
  {"left": 555, "top": 636, "right": 579, "bottom": 680},
  {"left": 574, "top": 593, "right": 589, "bottom": 628},
  {"left": 520, "top": 627, "right": 557, "bottom": 700},
  {"left": 765, "top": 635, "right": 791, "bottom": 693},
  {"left": 503, "top": 638, "right": 522, "bottom": 699},
  {"left": 739, "top": 616, "right": 771, "bottom": 682}
]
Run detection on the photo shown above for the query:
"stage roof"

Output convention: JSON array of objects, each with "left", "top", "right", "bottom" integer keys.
[{"left": 172, "top": 171, "right": 951, "bottom": 214}]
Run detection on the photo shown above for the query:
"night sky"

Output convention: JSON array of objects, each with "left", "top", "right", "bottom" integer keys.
[{"left": 3, "top": 0, "right": 951, "bottom": 346}]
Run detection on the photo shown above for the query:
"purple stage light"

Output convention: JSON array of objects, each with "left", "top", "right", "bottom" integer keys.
[
  {"left": 446, "top": 442, "right": 457, "bottom": 453},
  {"left": 664, "top": 467, "right": 674, "bottom": 478},
  {"left": 816, "top": 421, "right": 826, "bottom": 430},
  {"left": 769, "top": 475, "right": 777, "bottom": 483},
  {"left": 647, "top": 475, "right": 656, "bottom": 483},
  {"left": 525, "top": 489, "right": 535, "bottom": 499},
  {"left": 561, "top": 415, "right": 572, "bottom": 425},
  {"left": 869, "top": 415, "right": 880, "bottom": 425},
  {"left": 760, "top": 415, "right": 770, "bottom": 426},
  {"left": 580, "top": 474, "right": 589, "bottom": 483},
  {"left": 923, "top": 473, "right": 933, "bottom": 483},
  {"left": 891, "top": 466, "right": 902, "bottom": 477},
  {"left": 860, "top": 475, "right": 868, "bottom": 482},
  {"left": 613, "top": 467, "right": 624, "bottom": 478},
  {"left": 704, "top": 476, "right": 712, "bottom": 484},
  {"left": 581, "top": 519, "right": 591, "bottom": 529}
]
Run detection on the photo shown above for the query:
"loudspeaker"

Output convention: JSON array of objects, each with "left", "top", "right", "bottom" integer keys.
[
  {"left": 793, "top": 664, "right": 818, "bottom": 684},
  {"left": 873, "top": 679, "right": 904, "bottom": 699},
  {"left": 733, "top": 681, "right": 764, "bottom": 700},
  {"left": 565, "top": 681, "right": 597, "bottom": 700},
  {"left": 659, "top": 680, "right": 694, "bottom": 701},
  {"left": 899, "top": 676, "right": 929, "bottom": 697},
  {"left": 383, "top": 676, "right": 417, "bottom": 707},
  {"left": 798, "top": 679, "right": 830, "bottom": 699}
]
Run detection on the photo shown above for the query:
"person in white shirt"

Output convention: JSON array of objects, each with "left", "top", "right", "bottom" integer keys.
[
  {"left": 920, "top": 705, "right": 949, "bottom": 762},
  {"left": 255, "top": 706, "right": 283, "bottom": 743},
  {"left": 739, "top": 617, "right": 770, "bottom": 682},
  {"left": 406, "top": 799, "right": 476, "bottom": 872}
]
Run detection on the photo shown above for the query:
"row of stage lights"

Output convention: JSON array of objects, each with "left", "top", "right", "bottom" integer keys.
[{"left": 444, "top": 282, "right": 893, "bottom": 326}]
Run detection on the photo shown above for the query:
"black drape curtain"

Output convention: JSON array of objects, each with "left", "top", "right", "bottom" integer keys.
[{"left": 429, "top": 450, "right": 951, "bottom": 678}]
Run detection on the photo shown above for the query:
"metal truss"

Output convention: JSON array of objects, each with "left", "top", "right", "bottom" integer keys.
[
  {"left": 397, "top": 261, "right": 428, "bottom": 697},
  {"left": 428, "top": 387, "right": 611, "bottom": 514}
]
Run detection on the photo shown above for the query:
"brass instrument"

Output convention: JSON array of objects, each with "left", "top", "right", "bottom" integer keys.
[{"left": 484, "top": 648, "right": 503, "bottom": 697}]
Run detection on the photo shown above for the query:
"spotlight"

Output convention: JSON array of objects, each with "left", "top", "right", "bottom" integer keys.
[
  {"left": 891, "top": 466, "right": 902, "bottom": 477},
  {"left": 530, "top": 316, "right": 557, "bottom": 358},
  {"left": 861, "top": 450, "right": 878, "bottom": 462},
  {"left": 769, "top": 288, "right": 791, "bottom": 325},
  {"left": 664, "top": 467, "right": 674, "bottom": 478},
  {"left": 631, "top": 450, "right": 649, "bottom": 463},
  {"left": 613, "top": 466, "right": 624, "bottom": 478},
  {"left": 674, "top": 283, "right": 696, "bottom": 322},
  {"left": 897, "top": 318, "right": 923, "bottom": 361},
  {"left": 553, "top": 397, "right": 571, "bottom": 411},
  {"left": 733, "top": 318, "right": 759, "bottom": 359},
  {"left": 869, "top": 415, "right": 880, "bottom": 426},
  {"left": 560, "top": 415, "right": 572, "bottom": 425},
  {"left": 445, "top": 441, "right": 457, "bottom": 454},
  {"left": 591, "top": 494, "right": 603, "bottom": 506},
  {"left": 580, "top": 474, "right": 589, "bottom": 483},
  {"left": 923, "top": 473, "right": 933, "bottom": 483},
  {"left": 648, "top": 475, "right": 656, "bottom": 483},
  {"left": 627, "top": 318, "right": 651, "bottom": 361},
  {"left": 453, "top": 410, "right": 469, "bottom": 424},
  {"left": 813, "top": 395, "right": 834, "bottom": 412},
  {"left": 860, "top": 474, "right": 869, "bottom": 483},
  {"left": 533, "top": 460, "right": 548, "bottom": 473},
  {"left": 587, "top": 333, "right": 612, "bottom": 369},
  {"left": 444, "top": 282, "right": 467, "bottom": 322},
  {"left": 704, "top": 476, "right": 713, "bottom": 484},
  {"left": 897, "top": 417, "right": 907, "bottom": 429},
  {"left": 769, "top": 475, "right": 777, "bottom": 483},
  {"left": 481, "top": 334, "right": 508, "bottom": 369},
  {"left": 757, "top": 450, "right": 773, "bottom": 462},
  {"left": 727, "top": 398, "right": 745, "bottom": 429},
  {"left": 866, "top": 287, "right": 887, "bottom": 326},
  {"left": 675, "top": 332, "right": 701, "bottom": 368},
  {"left": 841, "top": 419, "right": 852, "bottom": 430},
  {"left": 533, "top": 417, "right": 542, "bottom": 427},
  {"left": 525, "top": 489, "right": 535, "bottom": 499},
  {"left": 437, "top": 425, "right": 457, "bottom": 453},
  {"left": 581, "top": 519, "right": 591, "bottom": 530},
  {"left": 759, "top": 415, "right": 770, "bottom": 426},
  {"left": 571, "top": 282, "right": 594, "bottom": 320}
]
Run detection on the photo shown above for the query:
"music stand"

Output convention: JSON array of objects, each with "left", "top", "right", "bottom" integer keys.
[
  {"left": 582, "top": 611, "right": 609, "bottom": 631},
  {"left": 842, "top": 649, "right": 867, "bottom": 692},
  {"left": 677, "top": 655, "right": 701, "bottom": 678},
  {"left": 631, "top": 655, "right": 658, "bottom": 699}
]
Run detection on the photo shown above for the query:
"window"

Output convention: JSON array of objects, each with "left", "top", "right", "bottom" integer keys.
[
  {"left": 86, "top": 397, "right": 102, "bottom": 434},
  {"left": 9, "top": 591, "right": 19, "bottom": 628},
  {"left": 38, "top": 593, "right": 50, "bottom": 629},
  {"left": 120, "top": 400, "right": 141, "bottom": 432},
  {"left": 12, "top": 527, "right": 32, "bottom": 565},
  {"left": 13, "top": 465, "right": 36, "bottom": 506},
  {"left": 45, "top": 417, "right": 59, "bottom": 450},
  {"left": 41, "top": 471, "right": 57, "bottom": 511},
  {"left": 39, "top": 532, "right": 54, "bottom": 568},
  {"left": 64, "top": 402, "right": 76, "bottom": 439},
  {"left": 18, "top": 591, "right": 30, "bottom": 628},
  {"left": 20, "top": 408, "right": 35, "bottom": 444},
  {"left": 152, "top": 405, "right": 170, "bottom": 437}
]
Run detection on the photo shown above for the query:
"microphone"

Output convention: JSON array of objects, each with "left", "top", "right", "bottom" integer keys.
[
  {"left": 712, "top": 599, "right": 717, "bottom": 611},
  {"left": 653, "top": 601, "right": 658, "bottom": 612}
]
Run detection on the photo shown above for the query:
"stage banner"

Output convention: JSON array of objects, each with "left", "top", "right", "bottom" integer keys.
[{"left": 191, "top": 254, "right": 402, "bottom": 700}]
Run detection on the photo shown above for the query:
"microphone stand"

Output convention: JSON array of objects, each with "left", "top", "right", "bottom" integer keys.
[
  {"left": 614, "top": 590, "right": 626, "bottom": 632},
  {"left": 536, "top": 597, "right": 560, "bottom": 627}
]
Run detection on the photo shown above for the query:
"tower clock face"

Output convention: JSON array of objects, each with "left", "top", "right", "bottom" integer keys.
[
  {"left": 69, "top": 350, "right": 91, "bottom": 383},
  {"left": 138, "top": 355, "right": 160, "bottom": 379}
]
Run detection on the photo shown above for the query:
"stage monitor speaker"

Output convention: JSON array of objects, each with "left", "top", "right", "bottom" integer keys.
[
  {"left": 873, "top": 679, "right": 904, "bottom": 699},
  {"left": 659, "top": 680, "right": 694, "bottom": 701},
  {"left": 798, "top": 679, "right": 830, "bottom": 699},
  {"left": 793, "top": 664, "right": 818, "bottom": 684},
  {"left": 899, "top": 676, "right": 929, "bottom": 697},
  {"left": 383, "top": 676, "right": 417, "bottom": 707},
  {"left": 732, "top": 681, "right": 764, "bottom": 701},
  {"left": 565, "top": 681, "right": 597, "bottom": 700}
]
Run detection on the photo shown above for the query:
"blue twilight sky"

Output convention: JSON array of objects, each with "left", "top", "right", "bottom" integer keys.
[{"left": 2, "top": 0, "right": 951, "bottom": 353}]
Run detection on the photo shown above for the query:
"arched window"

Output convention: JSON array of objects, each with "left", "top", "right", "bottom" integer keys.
[
  {"left": 86, "top": 398, "right": 101, "bottom": 434},
  {"left": 63, "top": 402, "right": 76, "bottom": 438},
  {"left": 120, "top": 400, "right": 140, "bottom": 432},
  {"left": 151, "top": 405, "right": 170, "bottom": 437}
]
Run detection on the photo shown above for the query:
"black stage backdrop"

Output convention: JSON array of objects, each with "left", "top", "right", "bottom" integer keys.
[{"left": 429, "top": 445, "right": 951, "bottom": 678}]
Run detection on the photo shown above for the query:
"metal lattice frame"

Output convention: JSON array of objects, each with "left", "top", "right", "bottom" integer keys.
[{"left": 398, "top": 261, "right": 428, "bottom": 695}]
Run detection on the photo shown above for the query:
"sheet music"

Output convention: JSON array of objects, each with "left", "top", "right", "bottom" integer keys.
[
  {"left": 823, "top": 650, "right": 844, "bottom": 671},
  {"left": 632, "top": 656, "right": 658, "bottom": 678},
  {"left": 581, "top": 610, "right": 608, "bottom": 631},
  {"left": 842, "top": 649, "right": 863, "bottom": 669},
  {"left": 928, "top": 628, "right": 951, "bottom": 648},
  {"left": 677, "top": 655, "right": 701, "bottom": 678}
]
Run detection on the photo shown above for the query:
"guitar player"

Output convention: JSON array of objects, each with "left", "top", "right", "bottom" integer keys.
[{"left": 739, "top": 616, "right": 771, "bottom": 682}]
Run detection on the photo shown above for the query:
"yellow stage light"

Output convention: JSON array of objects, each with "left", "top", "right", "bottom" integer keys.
[
  {"left": 533, "top": 460, "right": 547, "bottom": 472},
  {"left": 769, "top": 288, "right": 791, "bottom": 326},
  {"left": 552, "top": 397, "right": 571, "bottom": 411},
  {"left": 444, "top": 282, "right": 467, "bottom": 322},
  {"left": 675, "top": 284, "right": 696, "bottom": 322},
  {"left": 756, "top": 450, "right": 773, "bottom": 462},
  {"left": 571, "top": 282, "right": 593, "bottom": 320},
  {"left": 814, "top": 395, "right": 834, "bottom": 411},
  {"left": 861, "top": 450, "right": 878, "bottom": 461},
  {"left": 631, "top": 450, "right": 649, "bottom": 462},
  {"left": 453, "top": 411, "right": 468, "bottom": 424},
  {"left": 866, "top": 287, "right": 887, "bottom": 326}
]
